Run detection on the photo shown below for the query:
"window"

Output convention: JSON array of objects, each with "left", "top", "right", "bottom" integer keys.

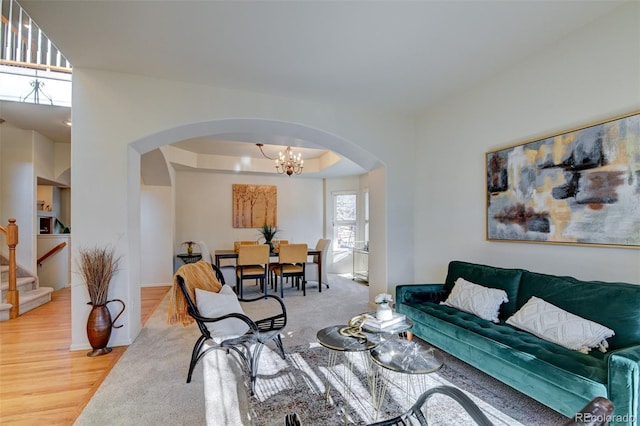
[{"left": 333, "top": 192, "right": 357, "bottom": 251}]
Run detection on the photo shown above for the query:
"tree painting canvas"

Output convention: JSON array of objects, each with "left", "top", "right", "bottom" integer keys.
[
  {"left": 233, "top": 184, "right": 277, "bottom": 228},
  {"left": 486, "top": 112, "right": 640, "bottom": 248}
]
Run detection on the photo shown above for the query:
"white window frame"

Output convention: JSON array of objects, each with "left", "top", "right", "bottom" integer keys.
[{"left": 332, "top": 191, "right": 357, "bottom": 252}]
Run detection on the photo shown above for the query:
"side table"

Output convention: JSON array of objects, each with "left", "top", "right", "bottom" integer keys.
[
  {"left": 316, "top": 325, "right": 380, "bottom": 425},
  {"left": 176, "top": 253, "right": 202, "bottom": 264},
  {"left": 369, "top": 338, "right": 444, "bottom": 416}
]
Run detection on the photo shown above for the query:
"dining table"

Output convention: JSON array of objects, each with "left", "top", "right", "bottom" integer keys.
[{"left": 214, "top": 247, "right": 323, "bottom": 293}]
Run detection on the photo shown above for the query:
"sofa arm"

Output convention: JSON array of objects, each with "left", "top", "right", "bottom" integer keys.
[
  {"left": 607, "top": 345, "right": 640, "bottom": 425},
  {"left": 396, "top": 283, "right": 446, "bottom": 305}
]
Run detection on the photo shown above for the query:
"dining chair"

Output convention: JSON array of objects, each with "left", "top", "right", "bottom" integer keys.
[
  {"left": 234, "top": 240, "right": 258, "bottom": 252},
  {"left": 197, "top": 240, "right": 213, "bottom": 263},
  {"left": 272, "top": 240, "right": 288, "bottom": 253},
  {"left": 268, "top": 240, "right": 289, "bottom": 287},
  {"left": 199, "top": 240, "right": 236, "bottom": 286},
  {"left": 272, "top": 243, "right": 308, "bottom": 297},
  {"left": 236, "top": 244, "right": 270, "bottom": 298},
  {"left": 305, "top": 238, "right": 331, "bottom": 290}
]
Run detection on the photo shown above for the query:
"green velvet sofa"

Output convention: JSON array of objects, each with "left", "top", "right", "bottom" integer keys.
[{"left": 395, "top": 261, "right": 640, "bottom": 426}]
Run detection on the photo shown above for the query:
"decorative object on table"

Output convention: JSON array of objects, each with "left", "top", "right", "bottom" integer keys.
[
  {"left": 182, "top": 240, "right": 196, "bottom": 255},
  {"left": 338, "top": 314, "right": 368, "bottom": 342},
  {"left": 375, "top": 293, "right": 394, "bottom": 321},
  {"left": 258, "top": 223, "right": 279, "bottom": 251},
  {"left": 486, "top": 110, "right": 640, "bottom": 248},
  {"left": 256, "top": 143, "right": 304, "bottom": 176},
  {"left": 77, "top": 245, "right": 126, "bottom": 357},
  {"left": 232, "top": 184, "right": 277, "bottom": 228},
  {"left": 364, "top": 312, "right": 407, "bottom": 331}
]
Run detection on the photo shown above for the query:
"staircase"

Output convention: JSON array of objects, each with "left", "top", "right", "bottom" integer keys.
[
  {"left": 0, "top": 257, "right": 53, "bottom": 321},
  {"left": 1, "top": 267, "right": 54, "bottom": 321},
  {"left": 1, "top": 217, "right": 54, "bottom": 321}
]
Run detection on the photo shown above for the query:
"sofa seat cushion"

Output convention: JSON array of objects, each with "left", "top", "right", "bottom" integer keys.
[{"left": 409, "top": 301, "right": 608, "bottom": 383}]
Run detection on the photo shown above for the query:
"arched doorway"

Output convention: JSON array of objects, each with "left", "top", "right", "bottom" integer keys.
[{"left": 127, "top": 118, "right": 388, "bottom": 338}]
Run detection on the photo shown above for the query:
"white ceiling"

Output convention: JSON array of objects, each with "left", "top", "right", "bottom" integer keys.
[
  {"left": 0, "top": 101, "right": 70, "bottom": 144},
  {"left": 7, "top": 1, "right": 627, "bottom": 176}
]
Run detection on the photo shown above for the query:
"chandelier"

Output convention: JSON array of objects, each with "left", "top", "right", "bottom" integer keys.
[{"left": 256, "top": 143, "right": 304, "bottom": 176}]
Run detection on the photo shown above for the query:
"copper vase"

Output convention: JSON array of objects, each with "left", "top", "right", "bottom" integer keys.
[{"left": 86, "top": 299, "right": 125, "bottom": 357}]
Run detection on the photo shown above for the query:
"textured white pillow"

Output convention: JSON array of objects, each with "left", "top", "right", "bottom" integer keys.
[
  {"left": 441, "top": 277, "right": 508, "bottom": 323},
  {"left": 506, "top": 296, "right": 615, "bottom": 354},
  {"left": 195, "top": 285, "right": 250, "bottom": 339}
]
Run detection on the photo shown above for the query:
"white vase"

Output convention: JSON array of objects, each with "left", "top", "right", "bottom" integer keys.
[{"left": 376, "top": 303, "right": 393, "bottom": 321}]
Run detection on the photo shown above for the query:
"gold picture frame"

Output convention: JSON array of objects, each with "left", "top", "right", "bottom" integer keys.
[
  {"left": 486, "top": 111, "right": 640, "bottom": 248},
  {"left": 232, "top": 184, "right": 277, "bottom": 228}
]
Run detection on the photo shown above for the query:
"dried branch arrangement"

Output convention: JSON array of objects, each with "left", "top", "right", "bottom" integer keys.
[{"left": 77, "top": 245, "right": 122, "bottom": 305}]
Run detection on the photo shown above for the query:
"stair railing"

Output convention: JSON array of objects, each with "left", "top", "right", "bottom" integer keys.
[
  {"left": 1, "top": 0, "right": 72, "bottom": 72},
  {"left": 37, "top": 241, "right": 66, "bottom": 267},
  {"left": 0, "top": 218, "right": 19, "bottom": 319}
]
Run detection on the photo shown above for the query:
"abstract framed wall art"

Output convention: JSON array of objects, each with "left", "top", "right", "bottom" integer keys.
[
  {"left": 232, "top": 184, "right": 277, "bottom": 228},
  {"left": 486, "top": 111, "right": 640, "bottom": 248}
]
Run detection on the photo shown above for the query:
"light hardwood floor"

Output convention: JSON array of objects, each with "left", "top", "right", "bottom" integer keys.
[{"left": 0, "top": 286, "right": 170, "bottom": 425}]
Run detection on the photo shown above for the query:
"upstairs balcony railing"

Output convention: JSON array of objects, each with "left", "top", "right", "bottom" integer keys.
[{"left": 1, "top": 0, "right": 71, "bottom": 73}]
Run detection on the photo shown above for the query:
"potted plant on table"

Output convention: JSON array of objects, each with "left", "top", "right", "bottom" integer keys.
[
  {"left": 77, "top": 245, "right": 126, "bottom": 357},
  {"left": 375, "top": 293, "right": 394, "bottom": 321},
  {"left": 182, "top": 240, "right": 196, "bottom": 255},
  {"left": 258, "top": 224, "right": 279, "bottom": 251}
]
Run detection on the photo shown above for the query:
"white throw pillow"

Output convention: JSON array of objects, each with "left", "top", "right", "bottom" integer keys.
[
  {"left": 506, "top": 296, "right": 615, "bottom": 354},
  {"left": 441, "top": 277, "right": 508, "bottom": 323},
  {"left": 195, "top": 285, "right": 250, "bottom": 339}
]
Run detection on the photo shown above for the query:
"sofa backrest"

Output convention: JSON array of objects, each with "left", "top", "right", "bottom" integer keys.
[
  {"left": 444, "top": 261, "right": 522, "bottom": 318},
  {"left": 517, "top": 271, "right": 640, "bottom": 350}
]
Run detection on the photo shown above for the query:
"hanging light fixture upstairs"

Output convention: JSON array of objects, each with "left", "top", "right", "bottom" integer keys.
[{"left": 256, "top": 143, "right": 304, "bottom": 176}]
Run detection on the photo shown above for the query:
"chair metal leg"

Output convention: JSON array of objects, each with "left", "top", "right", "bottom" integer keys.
[
  {"left": 274, "top": 334, "right": 286, "bottom": 360},
  {"left": 280, "top": 275, "right": 284, "bottom": 299},
  {"left": 188, "top": 336, "right": 221, "bottom": 384},
  {"left": 249, "top": 343, "right": 266, "bottom": 395}
]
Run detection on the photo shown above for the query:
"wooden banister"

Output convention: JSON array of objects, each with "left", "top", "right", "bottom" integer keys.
[
  {"left": 37, "top": 242, "right": 67, "bottom": 267},
  {"left": 0, "top": 219, "right": 19, "bottom": 319}
]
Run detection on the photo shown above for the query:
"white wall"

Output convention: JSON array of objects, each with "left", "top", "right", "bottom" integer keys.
[
  {"left": 140, "top": 184, "right": 173, "bottom": 286},
  {"left": 174, "top": 170, "right": 323, "bottom": 254},
  {"left": 54, "top": 143, "right": 70, "bottom": 184},
  {"left": 0, "top": 124, "right": 36, "bottom": 269},
  {"left": 36, "top": 234, "right": 71, "bottom": 290},
  {"left": 142, "top": 168, "right": 370, "bottom": 285},
  {"left": 414, "top": 3, "right": 640, "bottom": 284}
]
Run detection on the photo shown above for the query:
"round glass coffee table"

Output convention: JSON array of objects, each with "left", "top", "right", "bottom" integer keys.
[
  {"left": 316, "top": 325, "right": 381, "bottom": 425},
  {"left": 369, "top": 338, "right": 444, "bottom": 416}
]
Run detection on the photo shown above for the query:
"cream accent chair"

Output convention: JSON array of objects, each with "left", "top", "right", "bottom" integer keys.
[
  {"left": 197, "top": 240, "right": 213, "bottom": 263},
  {"left": 198, "top": 240, "right": 235, "bottom": 285},
  {"left": 236, "top": 244, "right": 269, "bottom": 298},
  {"left": 305, "top": 239, "right": 331, "bottom": 290},
  {"left": 273, "top": 243, "right": 307, "bottom": 297}
]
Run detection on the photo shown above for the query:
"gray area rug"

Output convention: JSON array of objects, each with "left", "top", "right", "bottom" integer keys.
[
  {"left": 231, "top": 341, "right": 569, "bottom": 426},
  {"left": 76, "top": 275, "right": 569, "bottom": 425}
]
